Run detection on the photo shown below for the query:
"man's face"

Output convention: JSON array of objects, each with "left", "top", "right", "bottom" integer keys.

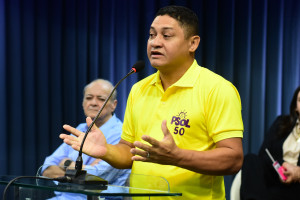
[
  {"left": 82, "top": 81, "right": 116, "bottom": 124},
  {"left": 147, "top": 15, "right": 192, "bottom": 70}
]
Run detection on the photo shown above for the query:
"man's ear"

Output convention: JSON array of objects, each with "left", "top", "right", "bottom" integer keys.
[
  {"left": 189, "top": 35, "right": 200, "bottom": 53},
  {"left": 112, "top": 99, "right": 117, "bottom": 112}
]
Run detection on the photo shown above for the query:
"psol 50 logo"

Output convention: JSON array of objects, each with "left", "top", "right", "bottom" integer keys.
[{"left": 170, "top": 111, "right": 191, "bottom": 136}]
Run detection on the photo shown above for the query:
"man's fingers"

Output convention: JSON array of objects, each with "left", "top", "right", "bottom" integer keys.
[
  {"left": 71, "top": 144, "right": 81, "bottom": 151},
  {"left": 63, "top": 124, "right": 81, "bottom": 137},
  {"left": 161, "top": 120, "right": 171, "bottom": 137},
  {"left": 130, "top": 146, "right": 148, "bottom": 156},
  {"left": 86, "top": 117, "right": 93, "bottom": 126},
  {"left": 140, "top": 120, "right": 169, "bottom": 147},
  {"left": 141, "top": 135, "right": 160, "bottom": 147},
  {"left": 130, "top": 148, "right": 149, "bottom": 161},
  {"left": 65, "top": 137, "right": 80, "bottom": 151},
  {"left": 59, "top": 133, "right": 68, "bottom": 140},
  {"left": 133, "top": 141, "right": 150, "bottom": 151},
  {"left": 86, "top": 117, "right": 100, "bottom": 132},
  {"left": 131, "top": 155, "right": 148, "bottom": 161},
  {"left": 59, "top": 134, "right": 81, "bottom": 150}
]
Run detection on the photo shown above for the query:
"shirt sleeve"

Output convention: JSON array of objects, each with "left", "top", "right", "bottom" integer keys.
[
  {"left": 41, "top": 142, "right": 73, "bottom": 173},
  {"left": 41, "top": 124, "right": 86, "bottom": 173},
  {"left": 205, "top": 80, "right": 244, "bottom": 142},
  {"left": 84, "top": 160, "right": 130, "bottom": 184},
  {"left": 121, "top": 87, "right": 136, "bottom": 143},
  {"left": 84, "top": 116, "right": 130, "bottom": 185}
]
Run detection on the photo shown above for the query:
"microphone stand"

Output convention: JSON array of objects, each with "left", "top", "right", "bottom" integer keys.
[{"left": 63, "top": 61, "right": 144, "bottom": 187}]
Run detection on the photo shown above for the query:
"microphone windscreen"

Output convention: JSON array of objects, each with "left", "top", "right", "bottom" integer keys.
[{"left": 132, "top": 60, "right": 145, "bottom": 73}]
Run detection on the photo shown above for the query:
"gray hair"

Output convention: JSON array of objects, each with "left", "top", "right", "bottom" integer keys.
[{"left": 83, "top": 79, "right": 117, "bottom": 101}]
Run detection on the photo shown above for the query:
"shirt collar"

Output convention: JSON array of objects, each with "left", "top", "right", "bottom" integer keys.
[
  {"left": 99, "top": 114, "right": 117, "bottom": 132},
  {"left": 149, "top": 59, "right": 200, "bottom": 88},
  {"left": 83, "top": 114, "right": 117, "bottom": 136}
]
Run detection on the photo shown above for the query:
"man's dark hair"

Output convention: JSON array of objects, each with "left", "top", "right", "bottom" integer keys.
[{"left": 155, "top": 5, "right": 199, "bottom": 39}]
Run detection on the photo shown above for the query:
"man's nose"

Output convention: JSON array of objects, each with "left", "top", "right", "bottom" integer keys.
[
  {"left": 90, "top": 98, "right": 98, "bottom": 105},
  {"left": 150, "top": 35, "right": 163, "bottom": 47}
]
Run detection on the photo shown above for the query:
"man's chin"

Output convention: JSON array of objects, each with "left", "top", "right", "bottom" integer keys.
[
  {"left": 86, "top": 114, "right": 97, "bottom": 120},
  {"left": 89, "top": 115, "right": 103, "bottom": 121},
  {"left": 150, "top": 61, "right": 165, "bottom": 69}
]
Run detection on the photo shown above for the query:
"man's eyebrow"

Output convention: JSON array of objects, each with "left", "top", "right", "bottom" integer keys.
[
  {"left": 150, "top": 26, "right": 174, "bottom": 31},
  {"left": 84, "top": 94, "right": 107, "bottom": 98}
]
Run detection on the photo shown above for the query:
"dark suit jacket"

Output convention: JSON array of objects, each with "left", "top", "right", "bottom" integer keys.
[{"left": 241, "top": 115, "right": 300, "bottom": 200}]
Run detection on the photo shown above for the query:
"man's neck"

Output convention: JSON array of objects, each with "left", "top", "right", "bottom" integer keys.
[
  {"left": 94, "top": 114, "right": 113, "bottom": 128},
  {"left": 159, "top": 59, "right": 194, "bottom": 91}
]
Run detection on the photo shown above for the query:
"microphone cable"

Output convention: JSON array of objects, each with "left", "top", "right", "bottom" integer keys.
[{"left": 2, "top": 175, "right": 72, "bottom": 200}]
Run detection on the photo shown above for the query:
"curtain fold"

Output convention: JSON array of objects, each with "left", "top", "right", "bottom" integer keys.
[
  {"left": 0, "top": 0, "right": 300, "bottom": 198},
  {"left": 0, "top": 0, "right": 7, "bottom": 174}
]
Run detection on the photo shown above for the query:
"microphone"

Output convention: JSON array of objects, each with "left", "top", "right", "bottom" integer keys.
[{"left": 62, "top": 61, "right": 145, "bottom": 187}]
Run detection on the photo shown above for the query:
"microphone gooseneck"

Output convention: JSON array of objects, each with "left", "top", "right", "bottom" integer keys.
[
  {"left": 64, "top": 61, "right": 145, "bottom": 184},
  {"left": 78, "top": 60, "right": 145, "bottom": 159}
]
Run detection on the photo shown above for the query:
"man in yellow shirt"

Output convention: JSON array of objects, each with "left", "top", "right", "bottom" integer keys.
[{"left": 60, "top": 5, "right": 244, "bottom": 200}]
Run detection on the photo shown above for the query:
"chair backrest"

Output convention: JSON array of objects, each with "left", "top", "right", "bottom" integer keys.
[
  {"left": 230, "top": 170, "right": 241, "bottom": 200},
  {"left": 36, "top": 165, "right": 44, "bottom": 176}
]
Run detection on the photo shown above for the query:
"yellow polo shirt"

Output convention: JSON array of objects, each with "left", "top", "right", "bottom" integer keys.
[{"left": 122, "top": 60, "right": 243, "bottom": 200}]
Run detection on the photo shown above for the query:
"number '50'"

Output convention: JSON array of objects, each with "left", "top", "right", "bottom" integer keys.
[{"left": 174, "top": 127, "right": 185, "bottom": 135}]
